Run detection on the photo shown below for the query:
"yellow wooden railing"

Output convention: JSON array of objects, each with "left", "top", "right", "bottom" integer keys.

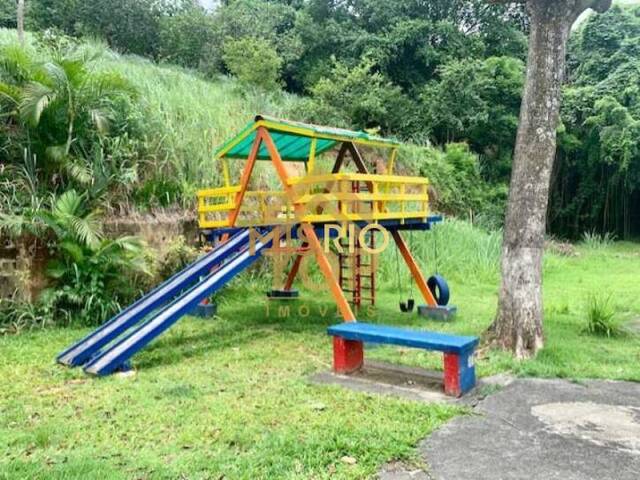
[{"left": 197, "top": 173, "right": 429, "bottom": 229}]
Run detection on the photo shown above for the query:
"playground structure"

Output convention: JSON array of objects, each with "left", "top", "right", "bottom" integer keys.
[{"left": 57, "top": 115, "right": 477, "bottom": 396}]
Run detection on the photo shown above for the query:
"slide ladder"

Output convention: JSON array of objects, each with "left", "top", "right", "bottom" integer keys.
[{"left": 57, "top": 228, "right": 269, "bottom": 374}]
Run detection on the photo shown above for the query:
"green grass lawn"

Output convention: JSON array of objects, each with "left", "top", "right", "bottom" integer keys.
[{"left": 1, "top": 242, "right": 639, "bottom": 479}]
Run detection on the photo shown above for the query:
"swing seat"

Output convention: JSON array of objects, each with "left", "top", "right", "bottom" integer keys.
[{"left": 399, "top": 299, "right": 415, "bottom": 312}]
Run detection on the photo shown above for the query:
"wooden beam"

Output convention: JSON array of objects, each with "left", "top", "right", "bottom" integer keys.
[
  {"left": 332, "top": 143, "right": 349, "bottom": 173},
  {"left": 284, "top": 243, "right": 307, "bottom": 290},
  {"left": 227, "top": 132, "right": 261, "bottom": 228}
]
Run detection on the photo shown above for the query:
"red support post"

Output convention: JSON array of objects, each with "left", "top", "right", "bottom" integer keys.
[
  {"left": 332, "top": 337, "right": 363, "bottom": 373},
  {"left": 443, "top": 350, "right": 476, "bottom": 397},
  {"left": 443, "top": 353, "right": 460, "bottom": 396}
]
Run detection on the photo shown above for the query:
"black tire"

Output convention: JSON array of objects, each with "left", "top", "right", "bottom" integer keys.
[{"left": 427, "top": 275, "right": 450, "bottom": 306}]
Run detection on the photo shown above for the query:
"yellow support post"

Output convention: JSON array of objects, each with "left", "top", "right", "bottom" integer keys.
[
  {"left": 386, "top": 148, "right": 398, "bottom": 175},
  {"left": 222, "top": 158, "right": 231, "bottom": 187},
  {"left": 400, "top": 183, "right": 406, "bottom": 224},
  {"left": 307, "top": 137, "right": 317, "bottom": 175}
]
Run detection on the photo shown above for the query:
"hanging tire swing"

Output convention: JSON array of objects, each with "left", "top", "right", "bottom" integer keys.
[
  {"left": 394, "top": 228, "right": 451, "bottom": 312},
  {"left": 427, "top": 274, "right": 449, "bottom": 306}
]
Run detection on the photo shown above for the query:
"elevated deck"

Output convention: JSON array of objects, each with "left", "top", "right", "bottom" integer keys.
[{"left": 197, "top": 172, "right": 430, "bottom": 229}]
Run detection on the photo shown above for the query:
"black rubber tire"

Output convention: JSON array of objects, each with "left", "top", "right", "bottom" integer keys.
[{"left": 427, "top": 275, "right": 450, "bottom": 306}]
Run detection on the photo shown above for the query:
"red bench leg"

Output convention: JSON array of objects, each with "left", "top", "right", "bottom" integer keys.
[
  {"left": 333, "top": 337, "right": 363, "bottom": 373},
  {"left": 443, "top": 351, "right": 476, "bottom": 397}
]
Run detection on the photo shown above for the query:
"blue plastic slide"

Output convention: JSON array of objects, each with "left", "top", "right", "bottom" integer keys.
[{"left": 57, "top": 228, "right": 266, "bottom": 374}]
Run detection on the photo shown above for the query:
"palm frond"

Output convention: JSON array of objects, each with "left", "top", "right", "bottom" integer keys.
[
  {"left": 45, "top": 144, "right": 67, "bottom": 162},
  {"left": 111, "top": 235, "right": 145, "bottom": 253},
  {"left": 87, "top": 71, "right": 138, "bottom": 100},
  {"left": 95, "top": 236, "right": 151, "bottom": 275},
  {"left": 35, "top": 210, "right": 65, "bottom": 239},
  {"left": 70, "top": 213, "right": 102, "bottom": 248},
  {"left": 45, "top": 259, "right": 67, "bottom": 279},
  {"left": 0, "top": 212, "right": 28, "bottom": 236},
  {"left": 64, "top": 160, "right": 94, "bottom": 186},
  {"left": 58, "top": 58, "right": 87, "bottom": 89},
  {"left": 0, "top": 81, "right": 20, "bottom": 105},
  {"left": 90, "top": 108, "right": 110, "bottom": 135},
  {"left": 52, "top": 189, "right": 84, "bottom": 218},
  {"left": 19, "top": 82, "right": 56, "bottom": 126},
  {"left": 0, "top": 207, "right": 47, "bottom": 238},
  {"left": 73, "top": 40, "right": 113, "bottom": 64},
  {"left": 42, "top": 60, "right": 70, "bottom": 91},
  {"left": 58, "top": 240, "right": 85, "bottom": 263}
]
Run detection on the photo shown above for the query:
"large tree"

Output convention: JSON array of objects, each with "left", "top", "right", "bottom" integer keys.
[{"left": 491, "top": 0, "right": 612, "bottom": 358}]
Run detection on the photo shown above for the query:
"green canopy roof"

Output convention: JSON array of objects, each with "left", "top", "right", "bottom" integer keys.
[{"left": 215, "top": 115, "right": 400, "bottom": 162}]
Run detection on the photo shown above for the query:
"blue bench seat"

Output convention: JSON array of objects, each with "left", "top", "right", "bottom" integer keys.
[{"left": 328, "top": 322, "right": 479, "bottom": 396}]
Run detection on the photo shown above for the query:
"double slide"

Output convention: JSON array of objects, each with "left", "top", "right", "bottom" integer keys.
[{"left": 57, "top": 228, "right": 271, "bottom": 376}]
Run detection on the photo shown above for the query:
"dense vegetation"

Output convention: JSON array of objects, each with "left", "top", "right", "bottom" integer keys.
[
  {"left": 554, "top": 6, "right": 640, "bottom": 238},
  {"left": 3, "top": 0, "right": 637, "bottom": 238},
  {"left": 1, "top": 2, "right": 639, "bottom": 328}
]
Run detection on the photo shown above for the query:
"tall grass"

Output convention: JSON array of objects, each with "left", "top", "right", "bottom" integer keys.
[
  {"left": 581, "top": 230, "right": 616, "bottom": 249},
  {"left": 377, "top": 218, "right": 502, "bottom": 288},
  {"left": 583, "top": 293, "right": 623, "bottom": 337},
  {"left": 99, "top": 54, "right": 301, "bottom": 201}
]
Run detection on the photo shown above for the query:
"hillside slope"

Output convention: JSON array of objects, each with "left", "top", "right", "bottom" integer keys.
[
  {"left": 0, "top": 30, "right": 493, "bottom": 222},
  {"left": 99, "top": 54, "right": 302, "bottom": 197}
]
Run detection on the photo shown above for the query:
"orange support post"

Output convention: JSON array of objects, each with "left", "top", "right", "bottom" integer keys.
[
  {"left": 391, "top": 230, "right": 438, "bottom": 307},
  {"left": 260, "top": 128, "right": 356, "bottom": 322},
  {"left": 284, "top": 243, "right": 307, "bottom": 290},
  {"left": 227, "top": 133, "right": 261, "bottom": 228}
]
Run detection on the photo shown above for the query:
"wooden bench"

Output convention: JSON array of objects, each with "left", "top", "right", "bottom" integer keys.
[{"left": 327, "top": 322, "right": 479, "bottom": 397}]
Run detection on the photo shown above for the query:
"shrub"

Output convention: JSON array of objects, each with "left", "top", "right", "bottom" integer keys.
[
  {"left": 400, "top": 142, "right": 508, "bottom": 228},
  {"left": 583, "top": 293, "right": 623, "bottom": 337},
  {"left": 297, "top": 57, "right": 419, "bottom": 136},
  {"left": 0, "top": 190, "right": 151, "bottom": 328},
  {"left": 222, "top": 37, "right": 283, "bottom": 91},
  {"left": 158, "top": 5, "right": 217, "bottom": 69},
  {"left": 0, "top": 297, "right": 51, "bottom": 335},
  {"left": 0, "top": 36, "right": 138, "bottom": 207},
  {"left": 581, "top": 230, "right": 616, "bottom": 249},
  {"left": 157, "top": 236, "right": 199, "bottom": 280}
]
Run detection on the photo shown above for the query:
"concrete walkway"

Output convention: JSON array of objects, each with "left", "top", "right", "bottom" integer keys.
[{"left": 415, "top": 378, "right": 640, "bottom": 480}]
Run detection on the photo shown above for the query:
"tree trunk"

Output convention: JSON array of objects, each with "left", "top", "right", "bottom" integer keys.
[
  {"left": 17, "top": 0, "right": 25, "bottom": 46},
  {"left": 491, "top": 0, "right": 611, "bottom": 359}
]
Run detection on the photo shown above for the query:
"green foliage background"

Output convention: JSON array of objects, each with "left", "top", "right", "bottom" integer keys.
[{"left": 2, "top": 0, "right": 630, "bottom": 238}]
